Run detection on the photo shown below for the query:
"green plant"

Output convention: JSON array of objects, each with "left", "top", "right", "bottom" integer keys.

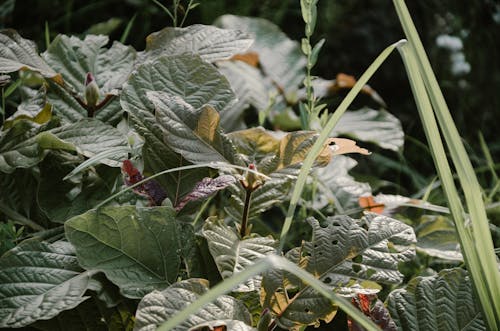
[{"left": 0, "top": 1, "right": 497, "bottom": 330}]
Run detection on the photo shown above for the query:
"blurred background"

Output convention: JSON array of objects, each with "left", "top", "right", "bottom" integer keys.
[{"left": 1, "top": 0, "right": 499, "bottom": 195}]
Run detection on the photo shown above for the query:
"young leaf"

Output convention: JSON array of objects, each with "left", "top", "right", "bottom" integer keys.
[
  {"left": 201, "top": 218, "right": 277, "bottom": 291},
  {"left": 134, "top": 278, "right": 253, "bottom": 331},
  {"left": 0, "top": 29, "right": 60, "bottom": 81},
  {"left": 65, "top": 205, "right": 194, "bottom": 298},
  {"left": 0, "top": 240, "right": 99, "bottom": 328},
  {"left": 142, "top": 24, "right": 253, "bottom": 63},
  {"left": 148, "top": 92, "right": 242, "bottom": 166},
  {"left": 349, "top": 294, "right": 397, "bottom": 331},
  {"left": 387, "top": 268, "right": 486, "bottom": 330},
  {"left": 175, "top": 175, "right": 236, "bottom": 211}
]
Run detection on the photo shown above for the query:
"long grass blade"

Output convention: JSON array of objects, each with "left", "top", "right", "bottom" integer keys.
[
  {"left": 394, "top": 1, "right": 500, "bottom": 327},
  {"left": 157, "top": 255, "right": 380, "bottom": 331},
  {"left": 279, "top": 39, "right": 406, "bottom": 250}
]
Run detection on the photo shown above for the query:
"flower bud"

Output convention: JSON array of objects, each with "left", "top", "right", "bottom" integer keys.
[{"left": 84, "top": 72, "right": 100, "bottom": 108}]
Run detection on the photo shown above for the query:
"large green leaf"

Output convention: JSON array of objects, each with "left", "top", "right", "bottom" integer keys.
[
  {"left": 50, "top": 118, "right": 129, "bottom": 167},
  {"left": 201, "top": 218, "right": 277, "bottom": 292},
  {"left": 120, "top": 54, "right": 235, "bottom": 201},
  {"left": 65, "top": 205, "right": 193, "bottom": 298},
  {"left": 332, "top": 108, "right": 404, "bottom": 152},
  {"left": 133, "top": 278, "right": 253, "bottom": 331},
  {"left": 42, "top": 34, "right": 135, "bottom": 124},
  {"left": 0, "top": 240, "right": 100, "bottom": 328},
  {"left": 142, "top": 24, "right": 253, "bottom": 63},
  {"left": 0, "top": 29, "right": 59, "bottom": 79},
  {"left": 303, "top": 214, "right": 416, "bottom": 284},
  {"left": 147, "top": 91, "right": 242, "bottom": 165},
  {"left": 43, "top": 34, "right": 135, "bottom": 94},
  {"left": 261, "top": 214, "right": 415, "bottom": 329},
  {"left": 215, "top": 15, "right": 306, "bottom": 93},
  {"left": 387, "top": 268, "right": 486, "bottom": 330}
]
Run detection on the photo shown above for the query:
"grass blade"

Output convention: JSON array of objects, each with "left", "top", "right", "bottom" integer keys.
[{"left": 279, "top": 39, "right": 406, "bottom": 250}]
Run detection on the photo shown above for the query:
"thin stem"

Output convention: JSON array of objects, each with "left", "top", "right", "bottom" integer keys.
[
  {"left": 0, "top": 201, "right": 45, "bottom": 231},
  {"left": 239, "top": 188, "right": 253, "bottom": 237}
]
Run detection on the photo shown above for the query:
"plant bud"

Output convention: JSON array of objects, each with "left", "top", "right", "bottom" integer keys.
[{"left": 84, "top": 72, "right": 100, "bottom": 107}]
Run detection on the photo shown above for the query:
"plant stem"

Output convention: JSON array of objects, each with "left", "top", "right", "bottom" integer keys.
[{"left": 239, "top": 187, "right": 253, "bottom": 237}]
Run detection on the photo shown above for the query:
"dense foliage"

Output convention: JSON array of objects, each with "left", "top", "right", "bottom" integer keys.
[{"left": 0, "top": 1, "right": 498, "bottom": 330}]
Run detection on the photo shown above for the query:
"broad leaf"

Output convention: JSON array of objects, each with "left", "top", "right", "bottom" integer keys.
[
  {"left": 148, "top": 92, "right": 242, "bottom": 165},
  {"left": 261, "top": 214, "right": 415, "bottom": 329},
  {"left": 65, "top": 205, "right": 194, "bottom": 298},
  {"left": 332, "top": 108, "right": 404, "bottom": 152},
  {"left": 0, "top": 119, "right": 74, "bottom": 174},
  {"left": 120, "top": 54, "right": 235, "bottom": 201},
  {"left": 133, "top": 278, "right": 253, "bottom": 331},
  {"left": 43, "top": 34, "right": 135, "bottom": 93},
  {"left": 4, "top": 86, "right": 52, "bottom": 129},
  {"left": 0, "top": 29, "right": 60, "bottom": 80},
  {"left": 201, "top": 218, "right": 277, "bottom": 291},
  {"left": 387, "top": 268, "right": 486, "bottom": 330},
  {"left": 0, "top": 240, "right": 99, "bottom": 328},
  {"left": 42, "top": 34, "right": 135, "bottom": 124},
  {"left": 312, "top": 155, "right": 371, "bottom": 212},
  {"left": 415, "top": 215, "right": 462, "bottom": 261},
  {"left": 215, "top": 15, "right": 306, "bottom": 93},
  {"left": 303, "top": 214, "right": 416, "bottom": 284},
  {"left": 142, "top": 24, "right": 253, "bottom": 63},
  {"left": 50, "top": 118, "right": 129, "bottom": 167}
]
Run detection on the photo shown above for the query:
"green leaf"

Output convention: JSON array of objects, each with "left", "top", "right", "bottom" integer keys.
[
  {"left": 0, "top": 240, "right": 99, "bottom": 328},
  {"left": 120, "top": 54, "right": 235, "bottom": 201},
  {"left": 332, "top": 108, "right": 404, "bottom": 152},
  {"left": 201, "top": 218, "right": 277, "bottom": 292},
  {"left": 50, "top": 118, "right": 129, "bottom": 167},
  {"left": 0, "top": 29, "right": 60, "bottom": 80},
  {"left": 65, "top": 205, "right": 194, "bottom": 298},
  {"left": 415, "top": 215, "right": 463, "bottom": 261},
  {"left": 313, "top": 155, "right": 371, "bottom": 212},
  {"left": 3, "top": 85, "right": 52, "bottom": 129},
  {"left": 142, "top": 24, "right": 253, "bottom": 63},
  {"left": 147, "top": 92, "right": 241, "bottom": 165},
  {"left": 303, "top": 214, "right": 416, "bottom": 284},
  {"left": 215, "top": 15, "right": 306, "bottom": 93},
  {"left": 387, "top": 268, "right": 486, "bottom": 330},
  {"left": 133, "top": 278, "right": 253, "bottom": 331},
  {"left": 261, "top": 213, "right": 415, "bottom": 329},
  {"left": 38, "top": 160, "right": 119, "bottom": 223},
  {"left": 43, "top": 34, "right": 135, "bottom": 94},
  {"left": 0, "top": 120, "right": 73, "bottom": 174}
]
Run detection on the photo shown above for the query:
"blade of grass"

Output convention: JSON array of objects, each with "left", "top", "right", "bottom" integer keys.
[
  {"left": 120, "top": 13, "right": 137, "bottom": 44},
  {"left": 394, "top": 1, "right": 500, "bottom": 328},
  {"left": 279, "top": 39, "right": 406, "bottom": 250},
  {"left": 156, "top": 255, "right": 380, "bottom": 331},
  {"left": 397, "top": 37, "right": 500, "bottom": 331},
  {"left": 44, "top": 21, "right": 50, "bottom": 49}
]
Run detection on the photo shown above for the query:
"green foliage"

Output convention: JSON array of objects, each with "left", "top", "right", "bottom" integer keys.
[{"left": 0, "top": 2, "right": 496, "bottom": 330}]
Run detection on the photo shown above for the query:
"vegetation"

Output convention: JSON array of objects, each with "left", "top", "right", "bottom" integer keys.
[{"left": 0, "top": 0, "right": 498, "bottom": 330}]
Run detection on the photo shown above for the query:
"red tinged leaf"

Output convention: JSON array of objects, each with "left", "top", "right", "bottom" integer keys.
[
  {"left": 348, "top": 293, "right": 397, "bottom": 331},
  {"left": 121, "top": 160, "right": 167, "bottom": 206},
  {"left": 175, "top": 175, "right": 236, "bottom": 212}
]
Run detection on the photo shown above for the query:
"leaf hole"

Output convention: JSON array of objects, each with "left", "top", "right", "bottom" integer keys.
[
  {"left": 353, "top": 255, "right": 363, "bottom": 263},
  {"left": 352, "top": 264, "right": 362, "bottom": 273},
  {"left": 304, "top": 308, "right": 311, "bottom": 314},
  {"left": 324, "top": 276, "right": 332, "bottom": 284},
  {"left": 331, "top": 239, "right": 338, "bottom": 245}
]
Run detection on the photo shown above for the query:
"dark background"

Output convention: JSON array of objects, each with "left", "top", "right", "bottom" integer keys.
[{"left": 2, "top": 0, "right": 499, "bottom": 193}]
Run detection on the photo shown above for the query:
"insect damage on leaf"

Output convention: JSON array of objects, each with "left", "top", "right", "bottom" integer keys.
[{"left": 121, "top": 160, "right": 167, "bottom": 206}]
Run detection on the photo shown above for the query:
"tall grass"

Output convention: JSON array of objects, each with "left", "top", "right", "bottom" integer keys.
[{"left": 394, "top": 0, "right": 500, "bottom": 329}]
